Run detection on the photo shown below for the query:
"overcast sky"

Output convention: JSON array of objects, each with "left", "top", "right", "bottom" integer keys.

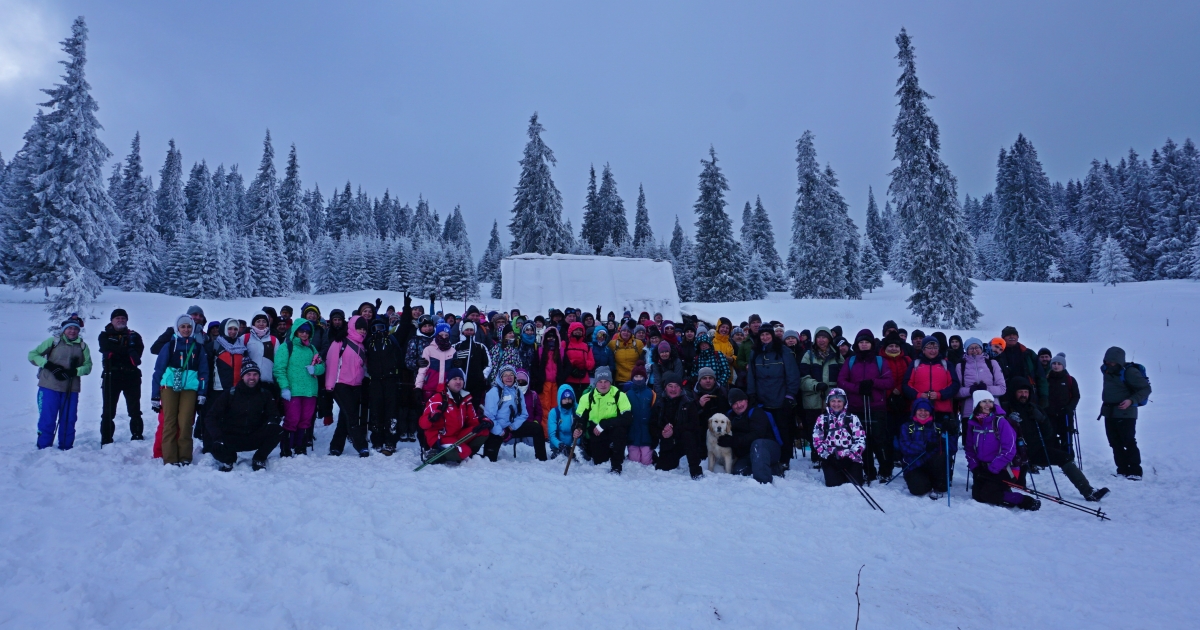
[{"left": 2, "top": 1, "right": 1199, "bottom": 254}]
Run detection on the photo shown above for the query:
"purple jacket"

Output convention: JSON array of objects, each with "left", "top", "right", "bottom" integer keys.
[
  {"left": 964, "top": 412, "right": 1017, "bottom": 475},
  {"left": 955, "top": 354, "right": 1006, "bottom": 416},
  {"left": 836, "top": 353, "right": 895, "bottom": 412}
]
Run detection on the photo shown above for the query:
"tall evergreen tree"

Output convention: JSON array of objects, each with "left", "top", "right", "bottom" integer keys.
[
  {"left": 155, "top": 139, "right": 187, "bottom": 244},
  {"left": 886, "top": 28, "right": 979, "bottom": 327},
  {"left": 865, "top": 187, "right": 889, "bottom": 268},
  {"left": 750, "top": 196, "right": 786, "bottom": 289},
  {"left": 580, "top": 165, "right": 605, "bottom": 253},
  {"left": 279, "top": 144, "right": 312, "bottom": 291},
  {"left": 598, "top": 163, "right": 629, "bottom": 248},
  {"left": 115, "top": 137, "right": 161, "bottom": 292},
  {"left": 1148, "top": 139, "right": 1200, "bottom": 279},
  {"left": 307, "top": 183, "right": 326, "bottom": 237},
  {"left": 184, "top": 160, "right": 217, "bottom": 227},
  {"left": 509, "top": 113, "right": 569, "bottom": 254},
  {"left": 4, "top": 18, "right": 120, "bottom": 318},
  {"left": 244, "top": 130, "right": 288, "bottom": 296},
  {"left": 1117, "top": 150, "right": 1155, "bottom": 280},
  {"left": 1091, "top": 236, "right": 1135, "bottom": 285},
  {"left": 788, "top": 131, "right": 846, "bottom": 299},
  {"left": 669, "top": 216, "right": 697, "bottom": 302},
  {"left": 478, "top": 220, "right": 504, "bottom": 299},
  {"left": 633, "top": 184, "right": 653, "bottom": 249},
  {"left": 691, "top": 147, "right": 746, "bottom": 302},
  {"left": 860, "top": 232, "right": 885, "bottom": 292},
  {"left": 994, "top": 134, "right": 1056, "bottom": 281}
]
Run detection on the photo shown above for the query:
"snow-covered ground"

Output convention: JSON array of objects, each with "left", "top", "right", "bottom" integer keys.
[{"left": 0, "top": 280, "right": 1194, "bottom": 628}]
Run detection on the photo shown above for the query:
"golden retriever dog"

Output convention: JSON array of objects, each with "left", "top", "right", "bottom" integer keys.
[{"left": 706, "top": 413, "right": 735, "bottom": 473}]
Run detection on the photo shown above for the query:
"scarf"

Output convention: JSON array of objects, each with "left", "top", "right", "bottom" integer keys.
[{"left": 214, "top": 334, "right": 246, "bottom": 355}]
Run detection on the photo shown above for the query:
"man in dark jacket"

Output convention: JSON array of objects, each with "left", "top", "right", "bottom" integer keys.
[
  {"left": 205, "top": 361, "right": 282, "bottom": 471},
  {"left": 727, "top": 388, "right": 783, "bottom": 484},
  {"left": 1101, "top": 346, "right": 1151, "bottom": 479},
  {"left": 98, "top": 308, "right": 145, "bottom": 444},
  {"left": 651, "top": 374, "right": 704, "bottom": 479},
  {"left": 746, "top": 327, "right": 800, "bottom": 468},
  {"left": 1005, "top": 379, "right": 1108, "bottom": 502},
  {"left": 453, "top": 321, "right": 491, "bottom": 410},
  {"left": 996, "top": 326, "right": 1048, "bottom": 408},
  {"left": 365, "top": 317, "right": 405, "bottom": 454}
]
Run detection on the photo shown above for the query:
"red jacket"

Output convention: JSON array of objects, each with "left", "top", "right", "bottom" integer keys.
[
  {"left": 880, "top": 350, "right": 911, "bottom": 397},
  {"left": 904, "top": 358, "right": 958, "bottom": 414},
  {"left": 419, "top": 390, "right": 482, "bottom": 456},
  {"left": 562, "top": 322, "right": 595, "bottom": 385}
]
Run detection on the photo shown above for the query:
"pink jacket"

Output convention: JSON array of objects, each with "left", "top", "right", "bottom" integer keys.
[
  {"left": 415, "top": 341, "right": 457, "bottom": 393},
  {"left": 325, "top": 316, "right": 367, "bottom": 388}
]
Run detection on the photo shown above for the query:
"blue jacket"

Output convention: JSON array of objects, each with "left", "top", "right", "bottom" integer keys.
[
  {"left": 546, "top": 384, "right": 577, "bottom": 448},
  {"left": 590, "top": 330, "right": 616, "bottom": 378},
  {"left": 483, "top": 373, "right": 529, "bottom": 435},
  {"left": 623, "top": 379, "right": 657, "bottom": 447}
]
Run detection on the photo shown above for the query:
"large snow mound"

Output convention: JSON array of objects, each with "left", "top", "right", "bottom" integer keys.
[
  {"left": 501, "top": 253, "right": 680, "bottom": 319},
  {"left": 0, "top": 280, "right": 1194, "bottom": 628}
]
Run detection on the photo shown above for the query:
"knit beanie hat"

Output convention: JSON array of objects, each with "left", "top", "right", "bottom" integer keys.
[
  {"left": 1051, "top": 353, "right": 1067, "bottom": 369},
  {"left": 697, "top": 367, "right": 716, "bottom": 380},
  {"left": 657, "top": 341, "right": 671, "bottom": 353},
  {"left": 110, "top": 308, "right": 128, "bottom": 321},
  {"left": 631, "top": 363, "right": 648, "bottom": 380},
  {"left": 594, "top": 366, "right": 613, "bottom": 383},
  {"left": 445, "top": 367, "right": 465, "bottom": 384},
  {"left": 240, "top": 360, "right": 261, "bottom": 377},
  {"left": 972, "top": 389, "right": 995, "bottom": 410},
  {"left": 727, "top": 388, "right": 748, "bottom": 406}
]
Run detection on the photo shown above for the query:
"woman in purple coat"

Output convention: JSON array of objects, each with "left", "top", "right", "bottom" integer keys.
[
  {"left": 837, "top": 329, "right": 895, "bottom": 482},
  {"left": 964, "top": 390, "right": 1039, "bottom": 511},
  {"left": 955, "top": 337, "right": 1006, "bottom": 421}
]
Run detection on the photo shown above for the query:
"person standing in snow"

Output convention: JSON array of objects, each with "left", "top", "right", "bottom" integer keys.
[
  {"left": 273, "top": 319, "right": 325, "bottom": 457},
  {"left": 98, "top": 308, "right": 144, "bottom": 444},
  {"left": 326, "top": 315, "right": 370, "bottom": 457},
  {"left": 29, "top": 317, "right": 93, "bottom": 450},
  {"left": 799, "top": 327, "right": 843, "bottom": 467},
  {"left": 964, "top": 391, "right": 1040, "bottom": 511},
  {"left": 1100, "top": 346, "right": 1150, "bottom": 479},
  {"left": 813, "top": 388, "right": 867, "bottom": 487},
  {"left": 363, "top": 317, "right": 404, "bottom": 455},
  {"left": 954, "top": 337, "right": 1006, "bottom": 430},
  {"left": 242, "top": 312, "right": 281, "bottom": 401},
  {"left": 747, "top": 326, "right": 802, "bottom": 470},
  {"left": 205, "top": 360, "right": 281, "bottom": 471},
  {"left": 572, "top": 366, "right": 633, "bottom": 474},
  {"left": 151, "top": 315, "right": 209, "bottom": 465},
  {"left": 403, "top": 314, "right": 435, "bottom": 447},
  {"left": 535, "top": 326, "right": 563, "bottom": 415},
  {"left": 836, "top": 329, "right": 895, "bottom": 482},
  {"left": 623, "top": 364, "right": 656, "bottom": 466},
  {"left": 1045, "top": 353, "right": 1080, "bottom": 454},
  {"left": 415, "top": 322, "right": 459, "bottom": 403},
  {"left": 995, "top": 326, "right": 1047, "bottom": 408},
  {"left": 903, "top": 337, "right": 960, "bottom": 467},
  {"left": 317, "top": 308, "right": 345, "bottom": 429},
  {"left": 452, "top": 320, "right": 491, "bottom": 413}
]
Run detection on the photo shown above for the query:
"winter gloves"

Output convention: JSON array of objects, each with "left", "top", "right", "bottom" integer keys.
[
  {"left": 859, "top": 379, "right": 874, "bottom": 395},
  {"left": 197, "top": 396, "right": 206, "bottom": 406},
  {"left": 43, "top": 361, "right": 68, "bottom": 381},
  {"left": 281, "top": 389, "right": 292, "bottom": 401},
  {"left": 151, "top": 400, "right": 162, "bottom": 413},
  {"left": 816, "top": 382, "right": 830, "bottom": 396},
  {"left": 717, "top": 435, "right": 733, "bottom": 448},
  {"left": 306, "top": 365, "right": 316, "bottom": 375},
  {"left": 970, "top": 382, "right": 988, "bottom": 392}
]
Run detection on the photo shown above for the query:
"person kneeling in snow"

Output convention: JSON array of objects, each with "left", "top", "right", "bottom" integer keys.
[
  {"left": 813, "top": 388, "right": 867, "bottom": 487},
  {"left": 896, "top": 399, "right": 947, "bottom": 498},
  {"left": 205, "top": 361, "right": 282, "bottom": 472},
  {"left": 419, "top": 368, "right": 490, "bottom": 465},
  {"left": 483, "top": 365, "right": 547, "bottom": 462},
  {"left": 572, "top": 367, "right": 632, "bottom": 474},
  {"left": 727, "top": 388, "right": 784, "bottom": 484},
  {"left": 965, "top": 391, "right": 1040, "bottom": 511}
]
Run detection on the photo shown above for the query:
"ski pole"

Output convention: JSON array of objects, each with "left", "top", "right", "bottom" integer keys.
[
  {"left": 1032, "top": 415, "right": 1062, "bottom": 499},
  {"left": 563, "top": 430, "right": 581, "bottom": 476},
  {"left": 1002, "top": 480, "right": 1109, "bottom": 521},
  {"left": 833, "top": 460, "right": 884, "bottom": 513},
  {"left": 1072, "top": 410, "right": 1083, "bottom": 467},
  {"left": 884, "top": 440, "right": 939, "bottom": 485}
]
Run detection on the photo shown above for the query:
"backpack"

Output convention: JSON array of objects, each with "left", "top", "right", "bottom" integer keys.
[
  {"left": 756, "top": 405, "right": 784, "bottom": 446},
  {"left": 846, "top": 355, "right": 884, "bottom": 373},
  {"left": 1121, "top": 362, "right": 1151, "bottom": 406}
]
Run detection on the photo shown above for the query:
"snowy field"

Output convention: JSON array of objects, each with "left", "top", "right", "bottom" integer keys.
[{"left": 0, "top": 280, "right": 1195, "bottom": 629}]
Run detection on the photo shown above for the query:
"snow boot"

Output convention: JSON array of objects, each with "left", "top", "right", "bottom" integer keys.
[
  {"left": 382, "top": 444, "right": 395, "bottom": 456},
  {"left": 928, "top": 492, "right": 943, "bottom": 501},
  {"left": 1017, "top": 496, "right": 1041, "bottom": 511},
  {"left": 358, "top": 449, "right": 370, "bottom": 458},
  {"left": 329, "top": 449, "right": 342, "bottom": 457},
  {"left": 217, "top": 461, "right": 234, "bottom": 472},
  {"left": 1086, "top": 487, "right": 1110, "bottom": 502},
  {"left": 279, "top": 432, "right": 294, "bottom": 458},
  {"left": 251, "top": 459, "right": 267, "bottom": 471}
]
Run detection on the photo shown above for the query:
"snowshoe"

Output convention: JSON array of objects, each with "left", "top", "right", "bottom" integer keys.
[
  {"left": 251, "top": 459, "right": 267, "bottom": 471},
  {"left": 1086, "top": 488, "right": 1110, "bottom": 502},
  {"left": 217, "top": 461, "right": 234, "bottom": 472}
]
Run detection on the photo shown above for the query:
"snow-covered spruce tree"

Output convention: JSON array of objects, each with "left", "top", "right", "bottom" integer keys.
[
  {"left": 1092, "top": 236, "right": 1135, "bottom": 285},
  {"left": 865, "top": 187, "right": 890, "bottom": 269},
  {"left": 1117, "top": 150, "right": 1155, "bottom": 280},
  {"left": 184, "top": 159, "right": 211, "bottom": 224},
  {"left": 788, "top": 131, "right": 846, "bottom": 299},
  {"left": 443, "top": 247, "right": 479, "bottom": 300},
  {"left": 744, "top": 249, "right": 768, "bottom": 300},
  {"left": 349, "top": 186, "right": 377, "bottom": 238},
  {"left": 598, "top": 163, "right": 629, "bottom": 249},
  {"left": 669, "top": 216, "right": 696, "bottom": 301},
  {"left": 1149, "top": 139, "right": 1200, "bottom": 279},
  {"left": 325, "top": 183, "right": 348, "bottom": 235},
  {"left": 740, "top": 201, "right": 754, "bottom": 246},
  {"left": 155, "top": 139, "right": 187, "bottom": 244},
  {"left": 860, "top": 232, "right": 884, "bottom": 292},
  {"left": 887, "top": 28, "right": 979, "bottom": 328},
  {"left": 633, "top": 184, "right": 653, "bottom": 250},
  {"left": 212, "top": 226, "right": 238, "bottom": 299},
  {"left": 1077, "top": 160, "right": 1122, "bottom": 267},
  {"left": 1056, "top": 230, "right": 1089, "bottom": 282},
  {"left": 244, "top": 130, "right": 289, "bottom": 296},
  {"left": 509, "top": 113, "right": 569, "bottom": 254},
  {"left": 827, "top": 165, "right": 863, "bottom": 300},
  {"left": 692, "top": 147, "right": 746, "bottom": 303},
  {"left": 279, "top": 144, "right": 312, "bottom": 292},
  {"left": 441, "top": 205, "right": 476, "bottom": 292},
  {"left": 478, "top": 219, "right": 504, "bottom": 298},
  {"left": 386, "top": 237, "right": 412, "bottom": 293},
  {"left": 580, "top": 165, "right": 605, "bottom": 253},
  {"left": 117, "top": 174, "right": 161, "bottom": 292},
  {"left": 306, "top": 184, "right": 326, "bottom": 237},
  {"left": 994, "top": 134, "right": 1056, "bottom": 282},
  {"left": 312, "top": 231, "right": 339, "bottom": 294},
  {"left": 746, "top": 196, "right": 786, "bottom": 290},
  {"left": 5, "top": 18, "right": 120, "bottom": 319}
]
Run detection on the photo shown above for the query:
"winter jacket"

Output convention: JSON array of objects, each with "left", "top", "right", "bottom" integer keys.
[
  {"left": 964, "top": 411, "right": 1018, "bottom": 475},
  {"left": 799, "top": 347, "right": 843, "bottom": 410},
  {"left": 1046, "top": 369, "right": 1080, "bottom": 417},
  {"left": 403, "top": 332, "right": 432, "bottom": 384},
  {"left": 747, "top": 341, "right": 801, "bottom": 409},
  {"left": 880, "top": 349, "right": 912, "bottom": 398},
  {"left": 453, "top": 337, "right": 491, "bottom": 394},
  {"left": 273, "top": 319, "right": 326, "bottom": 398},
  {"left": 415, "top": 339, "right": 458, "bottom": 394},
  {"left": 576, "top": 385, "right": 633, "bottom": 435},
  {"left": 483, "top": 374, "right": 530, "bottom": 435},
  {"left": 896, "top": 416, "right": 944, "bottom": 466},
  {"left": 560, "top": 323, "right": 597, "bottom": 385},
  {"left": 204, "top": 381, "right": 280, "bottom": 441},
  {"left": 650, "top": 390, "right": 701, "bottom": 451},
  {"left": 836, "top": 352, "right": 895, "bottom": 412},
  {"left": 623, "top": 379, "right": 657, "bottom": 447},
  {"left": 729, "top": 405, "right": 779, "bottom": 459},
  {"left": 97, "top": 325, "right": 144, "bottom": 374},
  {"left": 736, "top": 338, "right": 755, "bottom": 373},
  {"left": 522, "top": 386, "right": 544, "bottom": 431},
  {"left": 546, "top": 384, "right": 578, "bottom": 449},
  {"left": 712, "top": 326, "right": 736, "bottom": 366},
  {"left": 692, "top": 336, "right": 732, "bottom": 386},
  {"left": 692, "top": 382, "right": 729, "bottom": 427},
  {"left": 586, "top": 329, "right": 613, "bottom": 381},
  {"left": 813, "top": 410, "right": 866, "bottom": 463},
  {"left": 151, "top": 333, "right": 209, "bottom": 400},
  {"left": 364, "top": 326, "right": 404, "bottom": 380},
  {"left": 1006, "top": 399, "right": 1054, "bottom": 464},
  {"left": 649, "top": 349, "right": 684, "bottom": 396},
  {"left": 537, "top": 328, "right": 563, "bottom": 391},
  {"left": 29, "top": 335, "right": 93, "bottom": 394},
  {"left": 903, "top": 358, "right": 959, "bottom": 414},
  {"left": 1100, "top": 347, "right": 1150, "bottom": 420},
  {"left": 325, "top": 316, "right": 367, "bottom": 389},
  {"left": 241, "top": 328, "right": 279, "bottom": 383},
  {"left": 609, "top": 336, "right": 645, "bottom": 383},
  {"left": 955, "top": 354, "right": 1006, "bottom": 417},
  {"left": 420, "top": 389, "right": 483, "bottom": 456},
  {"left": 677, "top": 339, "right": 698, "bottom": 384},
  {"left": 997, "top": 343, "right": 1048, "bottom": 406},
  {"left": 488, "top": 340, "right": 523, "bottom": 377}
]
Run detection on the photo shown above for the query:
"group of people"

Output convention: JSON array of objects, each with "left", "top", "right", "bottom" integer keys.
[{"left": 29, "top": 297, "right": 1150, "bottom": 512}]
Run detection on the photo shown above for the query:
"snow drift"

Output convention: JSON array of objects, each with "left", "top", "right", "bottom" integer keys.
[{"left": 500, "top": 253, "right": 680, "bottom": 319}]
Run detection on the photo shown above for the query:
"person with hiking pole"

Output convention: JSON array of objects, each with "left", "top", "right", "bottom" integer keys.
[
  {"left": 837, "top": 330, "right": 894, "bottom": 482},
  {"left": 29, "top": 317, "right": 93, "bottom": 450},
  {"left": 571, "top": 367, "right": 632, "bottom": 474},
  {"left": 964, "top": 390, "right": 1040, "bottom": 511},
  {"left": 1005, "top": 380, "right": 1108, "bottom": 502},
  {"left": 417, "top": 368, "right": 490, "bottom": 468},
  {"left": 812, "top": 388, "right": 867, "bottom": 487},
  {"left": 1100, "top": 346, "right": 1150, "bottom": 480},
  {"left": 894, "top": 399, "right": 947, "bottom": 498}
]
